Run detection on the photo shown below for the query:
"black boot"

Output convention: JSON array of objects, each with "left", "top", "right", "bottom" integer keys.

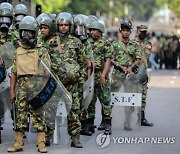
[
  {"left": 88, "top": 119, "right": 95, "bottom": 133},
  {"left": 104, "top": 119, "right": 112, "bottom": 135},
  {"left": 98, "top": 118, "right": 105, "bottom": 130},
  {"left": 45, "top": 136, "right": 50, "bottom": 146},
  {"left": 80, "top": 120, "right": 92, "bottom": 136},
  {"left": 141, "top": 111, "right": 153, "bottom": 127}
]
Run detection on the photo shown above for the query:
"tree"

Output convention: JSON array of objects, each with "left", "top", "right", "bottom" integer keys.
[
  {"left": 34, "top": 0, "right": 71, "bottom": 14},
  {"left": 156, "top": 0, "right": 180, "bottom": 19}
]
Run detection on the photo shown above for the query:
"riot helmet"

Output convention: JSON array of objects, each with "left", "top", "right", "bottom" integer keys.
[
  {"left": 36, "top": 13, "right": 56, "bottom": 35},
  {"left": 74, "top": 14, "right": 87, "bottom": 41},
  {"left": 19, "top": 16, "right": 39, "bottom": 48},
  {"left": 56, "top": 12, "right": 73, "bottom": 34},
  {"left": 14, "top": 4, "right": 28, "bottom": 29},
  {"left": 120, "top": 20, "right": 133, "bottom": 31},
  {"left": 88, "top": 15, "right": 98, "bottom": 26},
  {"left": 89, "top": 20, "right": 105, "bottom": 33},
  {"left": 0, "top": 2, "right": 14, "bottom": 33}
]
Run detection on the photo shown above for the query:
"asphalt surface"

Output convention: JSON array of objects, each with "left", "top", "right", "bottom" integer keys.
[{"left": 0, "top": 69, "right": 180, "bottom": 154}]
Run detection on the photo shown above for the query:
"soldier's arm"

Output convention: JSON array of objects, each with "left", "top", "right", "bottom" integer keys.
[
  {"left": 128, "top": 43, "right": 141, "bottom": 74},
  {"left": 10, "top": 73, "right": 17, "bottom": 102},
  {"left": 87, "top": 59, "right": 92, "bottom": 77}
]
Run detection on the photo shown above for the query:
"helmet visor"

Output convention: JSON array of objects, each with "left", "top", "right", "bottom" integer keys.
[
  {"left": 0, "top": 17, "right": 11, "bottom": 24},
  {"left": 15, "top": 15, "right": 24, "bottom": 24},
  {"left": 75, "top": 25, "right": 86, "bottom": 35}
]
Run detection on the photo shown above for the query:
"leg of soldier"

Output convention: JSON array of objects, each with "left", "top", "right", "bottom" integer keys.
[
  {"left": 30, "top": 106, "right": 47, "bottom": 153},
  {"left": 141, "top": 84, "right": 153, "bottom": 127},
  {"left": 44, "top": 101, "right": 57, "bottom": 146},
  {"left": 66, "top": 83, "right": 82, "bottom": 148},
  {"left": 98, "top": 82, "right": 112, "bottom": 135},
  {"left": 87, "top": 86, "right": 98, "bottom": 133},
  {"left": 7, "top": 86, "right": 28, "bottom": 152},
  {"left": 78, "top": 81, "right": 92, "bottom": 136}
]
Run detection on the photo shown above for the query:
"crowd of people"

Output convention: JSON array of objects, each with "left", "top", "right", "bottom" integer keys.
[{"left": 1, "top": 2, "right": 178, "bottom": 153}]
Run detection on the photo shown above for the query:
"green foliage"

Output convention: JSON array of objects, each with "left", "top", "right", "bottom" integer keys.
[
  {"left": 35, "top": 0, "right": 71, "bottom": 13},
  {"left": 156, "top": 0, "right": 180, "bottom": 19},
  {"left": 34, "top": 0, "right": 180, "bottom": 20}
]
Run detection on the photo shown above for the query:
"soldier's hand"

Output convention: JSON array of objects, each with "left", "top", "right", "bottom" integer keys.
[
  {"left": 10, "top": 90, "right": 16, "bottom": 102},
  {"left": 127, "top": 67, "right": 134, "bottom": 76},
  {"left": 100, "top": 75, "right": 106, "bottom": 88},
  {"left": 121, "top": 66, "right": 128, "bottom": 74}
]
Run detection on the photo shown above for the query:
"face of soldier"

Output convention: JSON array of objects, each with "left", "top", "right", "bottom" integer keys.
[
  {"left": 139, "top": 31, "right": 147, "bottom": 40},
  {"left": 40, "top": 25, "right": 50, "bottom": 38},
  {"left": 136, "top": 28, "right": 140, "bottom": 37},
  {"left": 121, "top": 28, "right": 131, "bottom": 39},
  {"left": 0, "top": 17, "right": 11, "bottom": 33},
  {"left": 89, "top": 28, "right": 101, "bottom": 40},
  {"left": 58, "top": 21, "right": 70, "bottom": 36},
  {"left": 15, "top": 15, "right": 25, "bottom": 29},
  {"left": 21, "top": 30, "right": 37, "bottom": 48}
]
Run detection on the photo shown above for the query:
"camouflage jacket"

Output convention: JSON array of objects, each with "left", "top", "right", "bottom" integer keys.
[
  {"left": 0, "top": 31, "right": 19, "bottom": 48},
  {"left": 49, "top": 34, "right": 84, "bottom": 84},
  {"left": 133, "top": 38, "right": 151, "bottom": 67},
  {"left": 112, "top": 39, "right": 141, "bottom": 68},
  {"left": 85, "top": 36, "right": 113, "bottom": 71}
]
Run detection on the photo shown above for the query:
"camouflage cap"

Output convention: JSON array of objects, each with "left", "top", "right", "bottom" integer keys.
[
  {"left": 136, "top": 25, "right": 140, "bottom": 29},
  {"left": 139, "top": 25, "right": 148, "bottom": 31}
]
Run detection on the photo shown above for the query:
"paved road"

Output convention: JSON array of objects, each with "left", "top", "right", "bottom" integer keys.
[{"left": 0, "top": 69, "right": 180, "bottom": 154}]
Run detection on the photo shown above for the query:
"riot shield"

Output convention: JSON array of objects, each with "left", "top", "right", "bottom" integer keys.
[
  {"left": 16, "top": 60, "right": 72, "bottom": 144},
  {"left": 110, "top": 70, "right": 143, "bottom": 131},
  {"left": 83, "top": 56, "right": 95, "bottom": 109},
  {"left": 0, "top": 42, "right": 15, "bottom": 143}
]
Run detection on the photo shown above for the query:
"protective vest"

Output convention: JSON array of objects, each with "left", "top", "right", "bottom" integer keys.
[{"left": 16, "top": 47, "right": 39, "bottom": 75}]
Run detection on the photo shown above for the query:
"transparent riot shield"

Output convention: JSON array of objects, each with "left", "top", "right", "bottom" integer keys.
[
  {"left": 83, "top": 57, "right": 94, "bottom": 109},
  {"left": 16, "top": 59, "right": 72, "bottom": 144},
  {"left": 110, "top": 69, "right": 143, "bottom": 131},
  {"left": 0, "top": 42, "right": 15, "bottom": 143}
]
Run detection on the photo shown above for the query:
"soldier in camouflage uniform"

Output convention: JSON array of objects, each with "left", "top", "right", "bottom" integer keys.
[
  {"left": 7, "top": 16, "right": 49, "bottom": 153},
  {"left": 36, "top": 13, "right": 57, "bottom": 146},
  {"left": 133, "top": 25, "right": 153, "bottom": 126},
  {"left": 112, "top": 20, "right": 141, "bottom": 130},
  {"left": 49, "top": 12, "right": 83, "bottom": 148},
  {"left": 73, "top": 14, "right": 92, "bottom": 136},
  {"left": 0, "top": 2, "right": 18, "bottom": 143},
  {"left": 11, "top": 4, "right": 28, "bottom": 37},
  {"left": 85, "top": 20, "right": 113, "bottom": 135}
]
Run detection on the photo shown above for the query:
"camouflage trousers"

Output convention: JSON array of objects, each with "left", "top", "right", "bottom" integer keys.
[
  {"left": 15, "top": 77, "right": 46, "bottom": 132},
  {"left": 44, "top": 101, "right": 57, "bottom": 137},
  {"left": 141, "top": 84, "right": 148, "bottom": 112},
  {"left": 78, "top": 81, "right": 89, "bottom": 122},
  {"left": 88, "top": 75, "right": 112, "bottom": 120},
  {"left": 66, "top": 82, "right": 81, "bottom": 136}
]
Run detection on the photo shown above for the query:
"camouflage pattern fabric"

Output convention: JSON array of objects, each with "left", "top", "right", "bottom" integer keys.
[
  {"left": 49, "top": 35, "right": 83, "bottom": 136},
  {"left": 11, "top": 43, "right": 51, "bottom": 132},
  {"left": 133, "top": 38, "right": 151, "bottom": 111},
  {"left": 85, "top": 37, "right": 113, "bottom": 120}
]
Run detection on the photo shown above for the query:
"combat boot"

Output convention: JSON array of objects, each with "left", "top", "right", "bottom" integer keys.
[
  {"left": 80, "top": 120, "right": 92, "bottom": 136},
  {"left": 98, "top": 118, "right": 106, "bottom": 130},
  {"left": 37, "top": 132, "right": 47, "bottom": 153},
  {"left": 45, "top": 136, "right": 50, "bottom": 146},
  {"left": 71, "top": 134, "right": 83, "bottom": 148},
  {"left": 141, "top": 111, "right": 153, "bottom": 127},
  {"left": 88, "top": 118, "right": 95, "bottom": 133},
  {"left": 7, "top": 131, "right": 23, "bottom": 152},
  {"left": 104, "top": 119, "right": 112, "bottom": 135}
]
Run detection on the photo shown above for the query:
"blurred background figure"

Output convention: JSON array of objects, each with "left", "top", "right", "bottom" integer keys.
[{"left": 149, "top": 31, "right": 159, "bottom": 70}]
